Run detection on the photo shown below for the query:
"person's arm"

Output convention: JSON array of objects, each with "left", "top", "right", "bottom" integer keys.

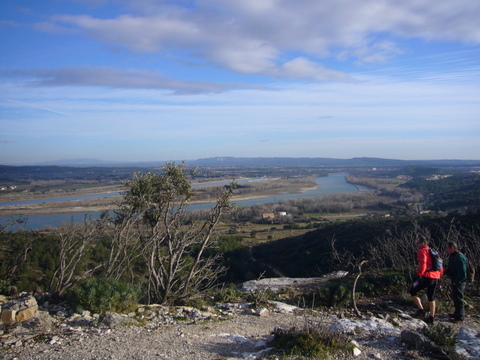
[
  {"left": 417, "top": 249, "right": 428, "bottom": 276},
  {"left": 454, "top": 254, "right": 468, "bottom": 283}
]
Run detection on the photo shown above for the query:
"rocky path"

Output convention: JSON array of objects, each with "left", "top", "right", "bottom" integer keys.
[
  {"left": 4, "top": 301, "right": 480, "bottom": 360},
  {"left": 2, "top": 276, "right": 480, "bottom": 360},
  {"left": 8, "top": 312, "right": 309, "bottom": 360}
]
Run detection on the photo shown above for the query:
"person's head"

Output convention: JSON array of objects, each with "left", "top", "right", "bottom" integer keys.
[
  {"left": 416, "top": 237, "right": 428, "bottom": 248},
  {"left": 446, "top": 241, "right": 458, "bottom": 254}
]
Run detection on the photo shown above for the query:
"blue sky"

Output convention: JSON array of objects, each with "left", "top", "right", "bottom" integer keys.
[{"left": 1, "top": 0, "right": 480, "bottom": 164}]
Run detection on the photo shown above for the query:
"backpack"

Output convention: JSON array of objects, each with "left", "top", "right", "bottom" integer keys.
[{"left": 428, "top": 248, "right": 443, "bottom": 271}]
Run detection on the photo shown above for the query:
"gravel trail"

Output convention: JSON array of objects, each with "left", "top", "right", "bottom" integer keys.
[
  {"left": 5, "top": 309, "right": 468, "bottom": 360},
  {"left": 5, "top": 312, "right": 307, "bottom": 360}
]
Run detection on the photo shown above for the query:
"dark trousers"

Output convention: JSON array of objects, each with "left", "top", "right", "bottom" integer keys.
[
  {"left": 409, "top": 277, "right": 438, "bottom": 301},
  {"left": 451, "top": 281, "right": 466, "bottom": 320}
]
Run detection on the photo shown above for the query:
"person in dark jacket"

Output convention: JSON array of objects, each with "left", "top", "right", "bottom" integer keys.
[
  {"left": 409, "top": 238, "right": 443, "bottom": 324},
  {"left": 445, "top": 241, "right": 468, "bottom": 323}
]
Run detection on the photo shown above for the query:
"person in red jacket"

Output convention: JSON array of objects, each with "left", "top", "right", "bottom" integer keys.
[{"left": 409, "top": 238, "right": 443, "bottom": 324}]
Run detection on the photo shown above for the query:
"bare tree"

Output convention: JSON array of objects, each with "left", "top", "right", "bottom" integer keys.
[
  {"left": 329, "top": 235, "right": 356, "bottom": 268},
  {"left": 0, "top": 231, "right": 35, "bottom": 287},
  {"left": 102, "top": 208, "right": 145, "bottom": 281},
  {"left": 50, "top": 215, "right": 103, "bottom": 294},
  {"left": 324, "top": 235, "right": 368, "bottom": 316},
  {"left": 367, "top": 221, "right": 427, "bottom": 281},
  {"left": 352, "top": 259, "right": 368, "bottom": 317},
  {"left": 0, "top": 216, "right": 27, "bottom": 234},
  {"left": 120, "top": 162, "right": 236, "bottom": 304},
  {"left": 0, "top": 217, "right": 37, "bottom": 289},
  {"left": 439, "top": 219, "right": 480, "bottom": 294}
]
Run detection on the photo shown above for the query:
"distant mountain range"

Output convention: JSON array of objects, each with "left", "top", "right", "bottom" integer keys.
[
  {"left": 37, "top": 158, "right": 121, "bottom": 166},
  {"left": 21, "top": 156, "right": 480, "bottom": 168},
  {"left": 188, "top": 156, "right": 480, "bottom": 168}
]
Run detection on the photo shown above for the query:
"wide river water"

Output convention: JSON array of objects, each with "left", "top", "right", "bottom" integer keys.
[{"left": 1, "top": 173, "right": 367, "bottom": 230}]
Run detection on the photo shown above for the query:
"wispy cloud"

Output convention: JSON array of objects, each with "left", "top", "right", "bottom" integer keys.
[
  {"left": 3, "top": 67, "right": 267, "bottom": 94},
  {"left": 3, "top": 99, "right": 70, "bottom": 116},
  {"left": 33, "top": 0, "right": 480, "bottom": 80},
  {"left": 1, "top": 0, "right": 479, "bottom": 163},
  {"left": 0, "top": 20, "right": 19, "bottom": 28}
]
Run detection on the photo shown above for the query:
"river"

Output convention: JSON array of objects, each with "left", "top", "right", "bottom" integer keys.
[
  {"left": 0, "top": 178, "right": 277, "bottom": 208},
  {"left": 1, "top": 173, "right": 367, "bottom": 230}
]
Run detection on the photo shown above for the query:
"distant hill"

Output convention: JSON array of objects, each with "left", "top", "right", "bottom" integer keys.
[
  {"left": 4, "top": 156, "right": 480, "bottom": 168},
  {"left": 186, "top": 156, "right": 480, "bottom": 168},
  {"left": 245, "top": 212, "right": 480, "bottom": 279},
  {"left": 38, "top": 159, "right": 121, "bottom": 166}
]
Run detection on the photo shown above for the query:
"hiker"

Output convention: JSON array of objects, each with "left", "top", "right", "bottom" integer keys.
[
  {"left": 445, "top": 241, "right": 468, "bottom": 323},
  {"left": 409, "top": 238, "right": 443, "bottom": 324}
]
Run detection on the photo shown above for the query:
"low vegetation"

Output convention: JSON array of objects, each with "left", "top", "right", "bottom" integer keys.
[
  {"left": 424, "top": 322, "right": 458, "bottom": 348},
  {"left": 66, "top": 277, "right": 141, "bottom": 314},
  {"left": 423, "top": 322, "right": 463, "bottom": 360},
  {"left": 269, "top": 324, "right": 354, "bottom": 359}
]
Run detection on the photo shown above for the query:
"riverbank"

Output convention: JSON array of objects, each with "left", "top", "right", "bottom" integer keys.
[
  {"left": 1, "top": 174, "right": 365, "bottom": 229},
  {"left": 0, "top": 184, "right": 319, "bottom": 216}
]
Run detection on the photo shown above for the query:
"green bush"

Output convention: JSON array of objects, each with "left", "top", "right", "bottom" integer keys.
[
  {"left": 360, "top": 270, "right": 409, "bottom": 296},
  {"left": 317, "top": 280, "right": 352, "bottom": 308},
  {"left": 174, "top": 296, "right": 209, "bottom": 309},
  {"left": 67, "top": 277, "right": 141, "bottom": 314},
  {"left": 423, "top": 322, "right": 458, "bottom": 347},
  {"left": 0, "top": 280, "right": 12, "bottom": 296},
  {"left": 270, "top": 325, "right": 354, "bottom": 359},
  {"left": 246, "top": 287, "right": 277, "bottom": 308},
  {"left": 211, "top": 283, "right": 244, "bottom": 303},
  {"left": 217, "top": 236, "right": 243, "bottom": 252}
]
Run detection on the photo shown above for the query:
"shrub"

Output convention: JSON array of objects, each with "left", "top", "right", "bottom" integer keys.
[
  {"left": 269, "top": 325, "right": 354, "bottom": 359},
  {"left": 176, "top": 297, "right": 208, "bottom": 309},
  {"left": 317, "top": 280, "right": 352, "bottom": 308},
  {"left": 360, "top": 269, "right": 409, "bottom": 296},
  {"left": 211, "top": 283, "right": 244, "bottom": 303},
  {"left": 423, "top": 322, "right": 458, "bottom": 347},
  {"left": 67, "top": 277, "right": 141, "bottom": 314},
  {"left": 0, "top": 280, "right": 12, "bottom": 296},
  {"left": 217, "top": 236, "right": 243, "bottom": 252},
  {"left": 247, "top": 287, "right": 277, "bottom": 308}
]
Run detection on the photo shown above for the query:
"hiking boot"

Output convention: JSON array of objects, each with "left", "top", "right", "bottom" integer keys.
[
  {"left": 412, "top": 309, "right": 426, "bottom": 318},
  {"left": 450, "top": 318, "right": 464, "bottom": 323},
  {"left": 425, "top": 316, "right": 434, "bottom": 324},
  {"left": 448, "top": 313, "right": 456, "bottom": 318}
]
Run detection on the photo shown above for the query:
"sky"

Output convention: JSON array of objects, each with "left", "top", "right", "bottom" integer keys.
[{"left": 1, "top": 0, "right": 480, "bottom": 165}]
